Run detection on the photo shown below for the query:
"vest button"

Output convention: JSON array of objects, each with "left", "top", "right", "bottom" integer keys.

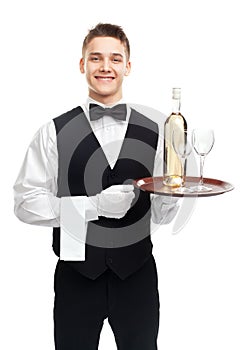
[{"left": 108, "top": 257, "right": 113, "bottom": 264}]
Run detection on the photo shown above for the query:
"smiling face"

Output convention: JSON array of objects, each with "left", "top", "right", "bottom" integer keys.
[{"left": 80, "top": 36, "right": 131, "bottom": 105}]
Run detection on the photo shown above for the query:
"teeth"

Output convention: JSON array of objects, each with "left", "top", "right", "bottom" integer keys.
[{"left": 96, "top": 77, "right": 114, "bottom": 80}]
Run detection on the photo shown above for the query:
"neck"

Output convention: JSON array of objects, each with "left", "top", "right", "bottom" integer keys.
[
  {"left": 88, "top": 91, "right": 123, "bottom": 106},
  {"left": 172, "top": 98, "right": 181, "bottom": 114}
]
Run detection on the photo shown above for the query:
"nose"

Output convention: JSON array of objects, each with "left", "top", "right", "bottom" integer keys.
[{"left": 99, "top": 58, "right": 112, "bottom": 72}]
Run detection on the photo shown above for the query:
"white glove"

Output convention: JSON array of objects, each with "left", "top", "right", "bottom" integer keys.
[{"left": 91, "top": 184, "right": 135, "bottom": 219}]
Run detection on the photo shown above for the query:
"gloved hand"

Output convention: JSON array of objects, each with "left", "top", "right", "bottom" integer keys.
[
  {"left": 151, "top": 194, "right": 179, "bottom": 225},
  {"left": 91, "top": 184, "right": 135, "bottom": 219}
]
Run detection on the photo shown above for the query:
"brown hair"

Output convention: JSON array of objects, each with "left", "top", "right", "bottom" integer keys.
[{"left": 82, "top": 23, "right": 130, "bottom": 60}]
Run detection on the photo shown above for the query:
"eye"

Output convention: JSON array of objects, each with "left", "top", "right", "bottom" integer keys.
[
  {"left": 112, "top": 57, "right": 122, "bottom": 63},
  {"left": 90, "top": 56, "right": 100, "bottom": 61}
]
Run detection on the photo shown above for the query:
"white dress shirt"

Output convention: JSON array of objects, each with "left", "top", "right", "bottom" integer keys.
[{"left": 13, "top": 98, "right": 179, "bottom": 260}]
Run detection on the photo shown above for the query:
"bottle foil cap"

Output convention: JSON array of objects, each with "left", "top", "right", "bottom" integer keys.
[{"left": 172, "top": 88, "right": 181, "bottom": 99}]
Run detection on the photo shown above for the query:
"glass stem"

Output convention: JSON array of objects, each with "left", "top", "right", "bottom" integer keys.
[
  {"left": 181, "top": 156, "right": 186, "bottom": 187},
  {"left": 199, "top": 155, "right": 205, "bottom": 186}
]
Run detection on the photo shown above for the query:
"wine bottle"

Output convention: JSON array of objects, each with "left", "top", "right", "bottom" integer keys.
[{"left": 163, "top": 88, "right": 187, "bottom": 187}]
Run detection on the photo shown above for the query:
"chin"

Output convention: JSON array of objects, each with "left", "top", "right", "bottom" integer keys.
[{"left": 96, "top": 89, "right": 117, "bottom": 97}]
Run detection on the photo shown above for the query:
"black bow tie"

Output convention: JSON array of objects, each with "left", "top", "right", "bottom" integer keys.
[{"left": 89, "top": 103, "right": 127, "bottom": 121}]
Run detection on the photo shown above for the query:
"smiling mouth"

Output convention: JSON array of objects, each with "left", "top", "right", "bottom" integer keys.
[{"left": 95, "top": 76, "right": 115, "bottom": 81}]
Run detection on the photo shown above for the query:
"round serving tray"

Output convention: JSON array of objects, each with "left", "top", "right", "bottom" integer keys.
[{"left": 133, "top": 176, "right": 234, "bottom": 197}]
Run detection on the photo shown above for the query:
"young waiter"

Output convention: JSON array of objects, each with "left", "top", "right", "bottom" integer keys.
[{"left": 14, "top": 23, "right": 179, "bottom": 350}]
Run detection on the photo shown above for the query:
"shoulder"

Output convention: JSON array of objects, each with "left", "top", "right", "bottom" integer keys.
[
  {"left": 53, "top": 106, "right": 84, "bottom": 133},
  {"left": 128, "top": 103, "right": 166, "bottom": 134},
  {"left": 32, "top": 106, "right": 84, "bottom": 144}
]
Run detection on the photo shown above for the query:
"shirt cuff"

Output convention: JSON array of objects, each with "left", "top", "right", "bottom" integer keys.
[{"left": 60, "top": 196, "right": 86, "bottom": 261}]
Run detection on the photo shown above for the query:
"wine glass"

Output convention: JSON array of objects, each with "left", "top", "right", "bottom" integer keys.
[
  {"left": 172, "top": 130, "right": 193, "bottom": 193},
  {"left": 191, "top": 128, "right": 215, "bottom": 191}
]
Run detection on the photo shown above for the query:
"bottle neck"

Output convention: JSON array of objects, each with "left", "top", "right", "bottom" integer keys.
[{"left": 172, "top": 98, "right": 181, "bottom": 114}]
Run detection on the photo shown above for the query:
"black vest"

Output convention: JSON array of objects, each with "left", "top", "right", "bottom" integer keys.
[{"left": 52, "top": 106, "right": 159, "bottom": 280}]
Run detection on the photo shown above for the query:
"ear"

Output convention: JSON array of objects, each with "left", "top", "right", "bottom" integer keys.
[
  {"left": 79, "top": 58, "right": 85, "bottom": 74},
  {"left": 124, "top": 61, "right": 131, "bottom": 76}
]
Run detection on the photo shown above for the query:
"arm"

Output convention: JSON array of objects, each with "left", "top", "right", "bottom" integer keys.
[{"left": 13, "top": 121, "right": 100, "bottom": 226}]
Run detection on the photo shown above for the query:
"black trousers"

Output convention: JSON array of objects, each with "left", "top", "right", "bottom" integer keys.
[{"left": 54, "top": 255, "right": 160, "bottom": 350}]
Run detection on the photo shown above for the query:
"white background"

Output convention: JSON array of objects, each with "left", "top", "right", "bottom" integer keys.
[{"left": 1, "top": 0, "right": 245, "bottom": 349}]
